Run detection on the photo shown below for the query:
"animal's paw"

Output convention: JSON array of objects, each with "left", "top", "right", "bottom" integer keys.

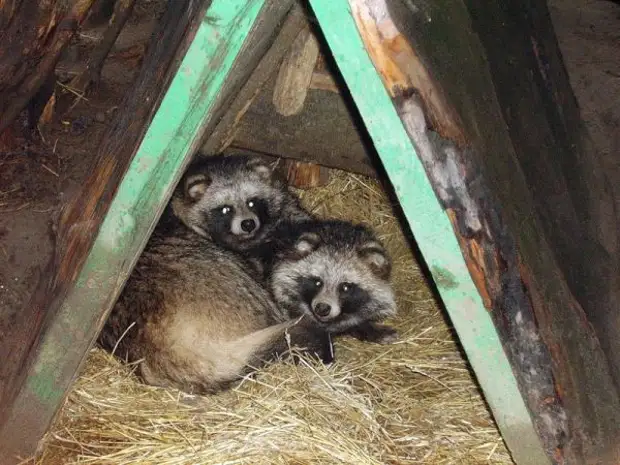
[
  {"left": 350, "top": 322, "right": 399, "bottom": 345},
  {"left": 318, "top": 332, "right": 335, "bottom": 364},
  {"left": 371, "top": 325, "right": 399, "bottom": 344}
]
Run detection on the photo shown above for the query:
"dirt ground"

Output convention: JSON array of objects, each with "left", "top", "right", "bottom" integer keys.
[
  {"left": 0, "top": 0, "right": 163, "bottom": 332},
  {"left": 0, "top": 0, "right": 619, "bottom": 447}
]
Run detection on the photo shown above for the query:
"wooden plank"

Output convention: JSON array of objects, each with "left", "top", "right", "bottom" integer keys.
[
  {"left": 0, "top": 0, "right": 268, "bottom": 461},
  {"left": 308, "top": 1, "right": 550, "bottom": 464},
  {"left": 284, "top": 160, "right": 331, "bottom": 188},
  {"left": 460, "top": 0, "right": 620, "bottom": 397},
  {"left": 200, "top": 4, "right": 376, "bottom": 177},
  {"left": 200, "top": 4, "right": 307, "bottom": 155},
  {"left": 0, "top": 0, "right": 97, "bottom": 133},
  {"left": 197, "top": 0, "right": 297, "bottom": 153},
  {"left": 383, "top": 0, "right": 620, "bottom": 463},
  {"left": 312, "top": 0, "right": 620, "bottom": 463},
  {"left": 272, "top": 25, "right": 320, "bottom": 116},
  {"left": 229, "top": 73, "right": 378, "bottom": 176}
]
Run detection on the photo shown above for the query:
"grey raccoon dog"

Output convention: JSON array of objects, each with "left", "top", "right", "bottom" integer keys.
[
  {"left": 97, "top": 154, "right": 328, "bottom": 394},
  {"left": 98, "top": 225, "right": 332, "bottom": 395},
  {"left": 170, "top": 153, "right": 311, "bottom": 255},
  {"left": 265, "top": 219, "right": 399, "bottom": 345}
]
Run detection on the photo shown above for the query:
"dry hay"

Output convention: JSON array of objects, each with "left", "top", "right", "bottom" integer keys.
[{"left": 36, "top": 170, "right": 513, "bottom": 465}]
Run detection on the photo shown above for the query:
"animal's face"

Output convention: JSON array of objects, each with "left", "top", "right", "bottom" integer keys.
[
  {"left": 177, "top": 157, "right": 285, "bottom": 251},
  {"left": 272, "top": 223, "right": 396, "bottom": 333}
]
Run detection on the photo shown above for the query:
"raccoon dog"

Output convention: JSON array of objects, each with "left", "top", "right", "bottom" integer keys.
[
  {"left": 98, "top": 224, "right": 331, "bottom": 395},
  {"left": 170, "top": 154, "right": 311, "bottom": 255},
  {"left": 267, "top": 219, "right": 399, "bottom": 344}
]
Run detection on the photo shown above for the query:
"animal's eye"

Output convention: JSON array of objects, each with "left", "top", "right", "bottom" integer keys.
[
  {"left": 221, "top": 206, "right": 232, "bottom": 215},
  {"left": 339, "top": 282, "right": 355, "bottom": 294},
  {"left": 314, "top": 278, "right": 323, "bottom": 288},
  {"left": 247, "top": 198, "right": 259, "bottom": 209}
]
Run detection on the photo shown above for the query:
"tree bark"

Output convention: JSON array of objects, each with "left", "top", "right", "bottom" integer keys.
[
  {"left": 0, "top": 0, "right": 97, "bottom": 134},
  {"left": 70, "top": 0, "right": 138, "bottom": 94}
]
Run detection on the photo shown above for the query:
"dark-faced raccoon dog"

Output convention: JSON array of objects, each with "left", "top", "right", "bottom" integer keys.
[
  {"left": 170, "top": 153, "right": 312, "bottom": 256},
  {"left": 97, "top": 223, "right": 332, "bottom": 395},
  {"left": 264, "top": 219, "right": 399, "bottom": 346}
]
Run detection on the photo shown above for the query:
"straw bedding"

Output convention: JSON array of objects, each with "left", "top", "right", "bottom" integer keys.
[{"left": 36, "top": 170, "right": 514, "bottom": 464}]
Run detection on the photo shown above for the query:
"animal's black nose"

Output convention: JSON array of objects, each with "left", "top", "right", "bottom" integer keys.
[
  {"left": 314, "top": 303, "right": 332, "bottom": 318},
  {"left": 241, "top": 219, "right": 256, "bottom": 233}
]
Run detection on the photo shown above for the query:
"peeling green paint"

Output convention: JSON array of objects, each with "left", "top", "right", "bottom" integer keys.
[
  {"left": 308, "top": 1, "right": 549, "bottom": 464},
  {"left": 431, "top": 265, "right": 459, "bottom": 290},
  {"left": 24, "top": 0, "right": 266, "bottom": 417}
]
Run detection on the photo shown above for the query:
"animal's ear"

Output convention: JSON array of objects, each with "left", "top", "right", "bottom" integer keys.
[
  {"left": 358, "top": 240, "right": 391, "bottom": 280},
  {"left": 246, "top": 157, "right": 274, "bottom": 182},
  {"left": 290, "top": 232, "right": 321, "bottom": 259},
  {"left": 184, "top": 173, "right": 211, "bottom": 201}
]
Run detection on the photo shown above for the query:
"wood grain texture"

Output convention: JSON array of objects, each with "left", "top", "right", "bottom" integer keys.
[
  {"left": 0, "top": 0, "right": 269, "bottom": 461},
  {"left": 340, "top": 0, "right": 620, "bottom": 462},
  {"left": 311, "top": 1, "right": 550, "bottom": 462},
  {"left": 309, "top": 70, "right": 339, "bottom": 93},
  {"left": 272, "top": 26, "right": 320, "bottom": 116},
  {"left": 0, "top": 0, "right": 97, "bottom": 134},
  {"left": 230, "top": 73, "right": 378, "bottom": 177},
  {"left": 385, "top": 0, "right": 620, "bottom": 462},
  {"left": 284, "top": 160, "right": 330, "bottom": 188},
  {"left": 70, "top": 0, "right": 139, "bottom": 93},
  {"left": 200, "top": 1, "right": 303, "bottom": 155}
]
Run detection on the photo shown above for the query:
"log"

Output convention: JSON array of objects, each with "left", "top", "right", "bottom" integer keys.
[
  {"left": 272, "top": 25, "right": 321, "bottom": 116},
  {"left": 0, "top": 0, "right": 97, "bottom": 134},
  {"left": 200, "top": 4, "right": 308, "bottom": 155},
  {"left": 200, "top": 6, "right": 366, "bottom": 176},
  {"left": 230, "top": 72, "right": 378, "bottom": 177},
  {"left": 383, "top": 0, "right": 620, "bottom": 461},
  {"left": 0, "top": 0, "right": 274, "bottom": 461},
  {"left": 284, "top": 160, "right": 330, "bottom": 188}
]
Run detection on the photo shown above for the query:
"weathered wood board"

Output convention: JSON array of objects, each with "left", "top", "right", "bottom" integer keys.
[
  {"left": 1, "top": 0, "right": 617, "bottom": 464},
  {"left": 309, "top": 0, "right": 620, "bottom": 463},
  {"left": 384, "top": 0, "right": 620, "bottom": 462},
  {"left": 0, "top": 0, "right": 97, "bottom": 133},
  {"left": 0, "top": 0, "right": 274, "bottom": 461},
  {"left": 272, "top": 23, "right": 320, "bottom": 116},
  {"left": 200, "top": 3, "right": 307, "bottom": 155},
  {"left": 197, "top": 0, "right": 297, "bottom": 153},
  {"left": 309, "top": 1, "right": 551, "bottom": 464},
  {"left": 229, "top": 73, "right": 378, "bottom": 176}
]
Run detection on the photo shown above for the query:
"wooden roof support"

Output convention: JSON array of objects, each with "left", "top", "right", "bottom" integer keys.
[
  {"left": 308, "top": 1, "right": 549, "bottom": 463},
  {"left": 0, "top": 0, "right": 272, "bottom": 462},
  {"left": 309, "top": 0, "right": 620, "bottom": 463}
]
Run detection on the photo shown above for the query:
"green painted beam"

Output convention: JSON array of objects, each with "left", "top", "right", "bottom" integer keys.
[
  {"left": 308, "top": 1, "right": 548, "bottom": 464},
  {"left": 1, "top": 0, "right": 266, "bottom": 460}
]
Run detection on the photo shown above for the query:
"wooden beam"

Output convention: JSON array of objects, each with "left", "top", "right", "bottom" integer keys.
[
  {"left": 460, "top": 0, "right": 620, "bottom": 395},
  {"left": 200, "top": 4, "right": 307, "bottom": 155},
  {"left": 0, "top": 0, "right": 97, "bottom": 134},
  {"left": 229, "top": 73, "right": 378, "bottom": 176},
  {"left": 384, "top": 0, "right": 620, "bottom": 463},
  {"left": 272, "top": 24, "right": 320, "bottom": 116},
  {"left": 284, "top": 160, "right": 331, "bottom": 188},
  {"left": 198, "top": 0, "right": 297, "bottom": 154},
  {"left": 308, "top": 1, "right": 551, "bottom": 464},
  {"left": 200, "top": 3, "right": 377, "bottom": 177},
  {"left": 0, "top": 0, "right": 268, "bottom": 461},
  {"left": 311, "top": 0, "right": 620, "bottom": 463}
]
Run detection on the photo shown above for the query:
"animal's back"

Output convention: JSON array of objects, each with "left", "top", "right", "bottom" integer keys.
[{"left": 98, "top": 225, "right": 291, "bottom": 393}]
